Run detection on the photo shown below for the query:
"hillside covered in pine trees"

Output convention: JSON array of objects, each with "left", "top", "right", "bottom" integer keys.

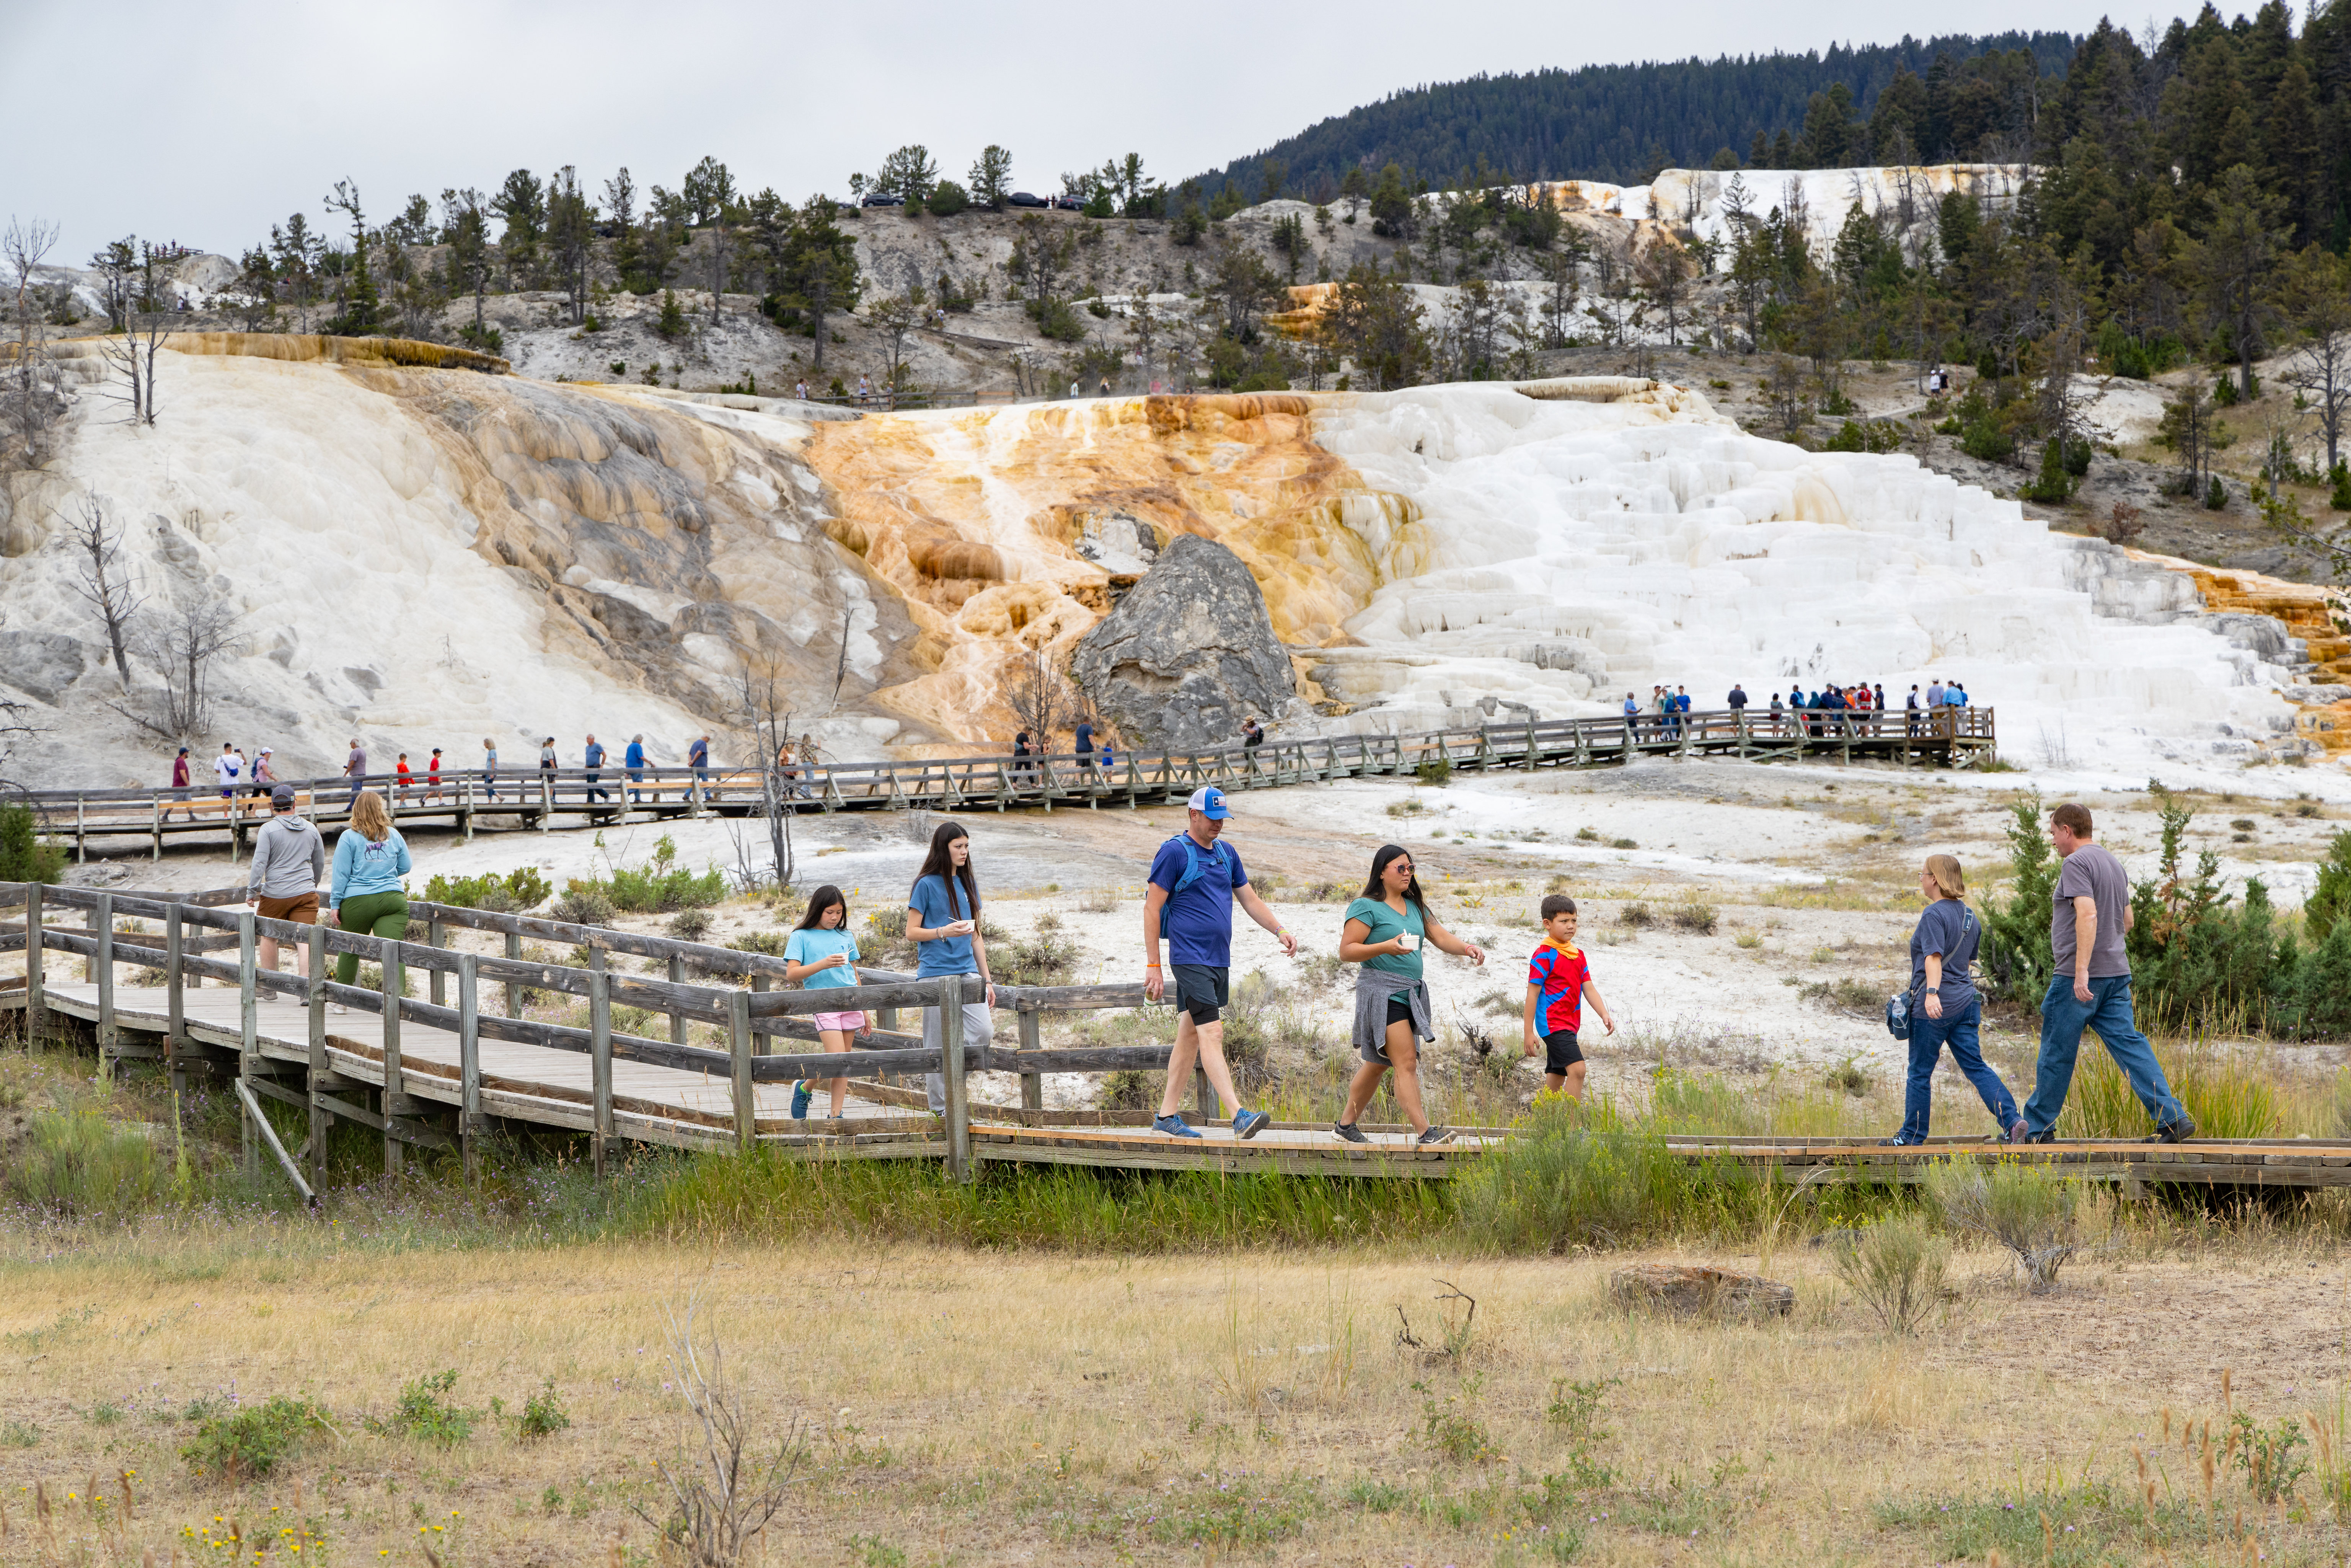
[{"left": 1188, "top": 32, "right": 2080, "bottom": 199}]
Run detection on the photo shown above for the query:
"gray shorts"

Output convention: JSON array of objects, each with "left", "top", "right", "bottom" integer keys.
[{"left": 1171, "top": 963, "right": 1229, "bottom": 1025}]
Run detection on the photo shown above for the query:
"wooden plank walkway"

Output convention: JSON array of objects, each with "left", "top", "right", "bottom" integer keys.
[
  {"left": 15, "top": 876, "right": 2348, "bottom": 1195},
  {"left": 21, "top": 705, "right": 1999, "bottom": 859}
]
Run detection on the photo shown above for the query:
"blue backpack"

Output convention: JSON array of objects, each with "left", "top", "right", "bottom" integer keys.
[{"left": 1168, "top": 835, "right": 1233, "bottom": 896}]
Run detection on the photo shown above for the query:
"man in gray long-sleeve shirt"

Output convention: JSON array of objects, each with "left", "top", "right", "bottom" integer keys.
[{"left": 247, "top": 784, "right": 326, "bottom": 984}]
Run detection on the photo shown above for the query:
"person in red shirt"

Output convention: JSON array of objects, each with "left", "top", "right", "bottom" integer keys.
[
  {"left": 426, "top": 747, "right": 443, "bottom": 804},
  {"left": 395, "top": 752, "right": 412, "bottom": 803},
  {"left": 1521, "top": 894, "right": 1614, "bottom": 1099},
  {"left": 168, "top": 746, "right": 191, "bottom": 821}
]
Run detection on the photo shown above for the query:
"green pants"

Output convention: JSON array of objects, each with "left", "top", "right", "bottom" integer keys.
[{"left": 333, "top": 890, "right": 411, "bottom": 984}]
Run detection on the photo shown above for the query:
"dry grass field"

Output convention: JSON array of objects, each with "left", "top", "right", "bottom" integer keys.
[{"left": 5, "top": 1221, "right": 2351, "bottom": 1566}]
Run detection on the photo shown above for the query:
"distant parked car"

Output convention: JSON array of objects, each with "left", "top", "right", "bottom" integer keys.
[
  {"left": 1049, "top": 194, "right": 1085, "bottom": 211},
  {"left": 861, "top": 192, "right": 904, "bottom": 207},
  {"left": 1008, "top": 191, "right": 1047, "bottom": 208}
]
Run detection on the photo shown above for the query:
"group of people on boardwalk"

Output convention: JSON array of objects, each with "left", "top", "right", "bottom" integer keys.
[
  {"left": 233, "top": 756, "right": 2181, "bottom": 1150},
  {"left": 775, "top": 784, "right": 1617, "bottom": 1144},
  {"left": 1619, "top": 680, "right": 1976, "bottom": 745}
]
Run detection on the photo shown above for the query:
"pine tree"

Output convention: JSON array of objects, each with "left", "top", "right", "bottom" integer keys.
[{"left": 323, "top": 179, "right": 379, "bottom": 335}]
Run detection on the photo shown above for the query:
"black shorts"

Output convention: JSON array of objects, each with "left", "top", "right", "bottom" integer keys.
[
  {"left": 1544, "top": 1029, "right": 1585, "bottom": 1074},
  {"left": 1171, "top": 963, "right": 1228, "bottom": 1025}
]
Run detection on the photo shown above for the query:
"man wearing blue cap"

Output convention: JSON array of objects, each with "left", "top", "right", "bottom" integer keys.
[{"left": 1142, "top": 786, "right": 1297, "bottom": 1139}]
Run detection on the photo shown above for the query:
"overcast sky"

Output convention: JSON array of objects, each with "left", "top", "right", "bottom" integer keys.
[{"left": 7, "top": 0, "right": 2189, "bottom": 265}]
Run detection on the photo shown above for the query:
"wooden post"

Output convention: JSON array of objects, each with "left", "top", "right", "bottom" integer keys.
[
  {"left": 151, "top": 798, "right": 161, "bottom": 861},
  {"left": 460, "top": 777, "right": 473, "bottom": 843},
  {"left": 504, "top": 929, "right": 522, "bottom": 1017},
  {"left": 728, "top": 988, "right": 754, "bottom": 1152},
  {"left": 165, "top": 902, "right": 186, "bottom": 1095},
  {"left": 939, "top": 974, "right": 970, "bottom": 1180},
  {"left": 21, "top": 883, "right": 40, "bottom": 1046},
  {"left": 94, "top": 892, "right": 115, "bottom": 1073},
  {"left": 877, "top": 1001, "right": 899, "bottom": 1086},
  {"left": 380, "top": 931, "right": 405, "bottom": 1176},
  {"left": 1018, "top": 1007, "right": 1043, "bottom": 1116},
  {"left": 668, "top": 953, "right": 687, "bottom": 1045},
  {"left": 750, "top": 971, "right": 769, "bottom": 1055},
  {"left": 589, "top": 948, "right": 612, "bottom": 1177},
  {"left": 75, "top": 794, "right": 85, "bottom": 864},
  {"left": 458, "top": 953, "right": 481, "bottom": 1182},
  {"left": 238, "top": 912, "right": 258, "bottom": 1176},
  {"left": 306, "top": 919, "right": 328, "bottom": 1194},
  {"left": 226, "top": 791, "right": 239, "bottom": 865},
  {"left": 1195, "top": 1063, "right": 1214, "bottom": 1121},
  {"left": 427, "top": 914, "right": 445, "bottom": 1008}
]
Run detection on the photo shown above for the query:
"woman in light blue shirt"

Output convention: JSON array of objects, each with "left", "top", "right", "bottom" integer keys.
[
  {"left": 784, "top": 884, "right": 868, "bottom": 1121},
  {"left": 328, "top": 789, "right": 412, "bottom": 1000}
]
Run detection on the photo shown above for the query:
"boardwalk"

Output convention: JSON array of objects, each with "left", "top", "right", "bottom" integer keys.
[
  {"left": 24, "top": 705, "right": 1998, "bottom": 860},
  {"left": 12, "top": 872, "right": 2345, "bottom": 1196}
]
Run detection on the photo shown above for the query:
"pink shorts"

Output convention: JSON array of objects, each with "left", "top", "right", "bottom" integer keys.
[{"left": 813, "top": 1010, "right": 865, "bottom": 1035}]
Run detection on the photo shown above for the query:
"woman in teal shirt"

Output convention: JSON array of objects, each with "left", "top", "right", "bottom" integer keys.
[{"left": 1333, "top": 843, "right": 1484, "bottom": 1146}]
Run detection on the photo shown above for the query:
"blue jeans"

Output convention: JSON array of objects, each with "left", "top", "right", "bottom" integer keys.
[
  {"left": 1898, "top": 994, "right": 2017, "bottom": 1141},
  {"left": 2023, "top": 973, "right": 2186, "bottom": 1135}
]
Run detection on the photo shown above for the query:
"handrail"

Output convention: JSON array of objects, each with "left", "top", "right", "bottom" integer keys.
[
  {"left": 3, "top": 877, "right": 1188, "bottom": 1185},
  {"left": 11, "top": 706, "right": 1997, "bottom": 818}
]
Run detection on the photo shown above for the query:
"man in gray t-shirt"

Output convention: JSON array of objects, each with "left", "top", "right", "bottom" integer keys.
[{"left": 2020, "top": 802, "right": 2193, "bottom": 1142}]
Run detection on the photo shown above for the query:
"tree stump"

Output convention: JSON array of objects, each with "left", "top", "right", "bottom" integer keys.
[{"left": 1609, "top": 1263, "right": 1793, "bottom": 1319}]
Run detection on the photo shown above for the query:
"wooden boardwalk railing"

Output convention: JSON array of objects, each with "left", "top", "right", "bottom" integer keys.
[
  {"left": 16, "top": 706, "right": 1999, "bottom": 860},
  {"left": 8, "top": 875, "right": 2351, "bottom": 1198}
]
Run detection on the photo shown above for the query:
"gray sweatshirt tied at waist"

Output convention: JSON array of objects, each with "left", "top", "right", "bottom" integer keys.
[
  {"left": 1351, "top": 967, "right": 1433, "bottom": 1062},
  {"left": 246, "top": 814, "right": 326, "bottom": 899}
]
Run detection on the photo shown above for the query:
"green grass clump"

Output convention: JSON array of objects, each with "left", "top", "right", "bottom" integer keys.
[
  {"left": 5, "top": 1109, "right": 166, "bottom": 1219},
  {"left": 2055, "top": 1040, "right": 2279, "bottom": 1140},
  {"left": 367, "top": 1369, "right": 479, "bottom": 1446},
  {"left": 180, "top": 1395, "right": 331, "bottom": 1481},
  {"left": 1451, "top": 1095, "right": 1753, "bottom": 1252},
  {"left": 1875, "top": 1480, "right": 2211, "bottom": 1564},
  {"left": 514, "top": 1378, "right": 570, "bottom": 1440},
  {"left": 621, "top": 1147, "right": 1452, "bottom": 1252},
  {"left": 423, "top": 866, "right": 550, "bottom": 913}
]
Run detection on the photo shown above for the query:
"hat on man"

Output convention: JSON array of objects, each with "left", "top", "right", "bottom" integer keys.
[
  {"left": 1187, "top": 786, "right": 1231, "bottom": 820},
  {"left": 270, "top": 785, "right": 295, "bottom": 810}
]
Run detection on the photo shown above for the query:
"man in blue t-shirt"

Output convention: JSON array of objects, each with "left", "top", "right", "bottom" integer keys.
[
  {"left": 1141, "top": 787, "right": 1297, "bottom": 1139},
  {"left": 583, "top": 733, "right": 608, "bottom": 804},
  {"left": 1073, "top": 718, "right": 1095, "bottom": 775}
]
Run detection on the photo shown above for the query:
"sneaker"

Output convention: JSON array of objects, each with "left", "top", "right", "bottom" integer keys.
[
  {"left": 328, "top": 1004, "right": 350, "bottom": 1016},
  {"left": 1332, "top": 1121, "right": 1368, "bottom": 1144},
  {"left": 1416, "top": 1125, "right": 1456, "bottom": 1146},
  {"left": 2005, "top": 1118, "right": 2030, "bottom": 1144},
  {"left": 1234, "top": 1108, "right": 1271, "bottom": 1140},
  {"left": 790, "top": 1080, "right": 812, "bottom": 1120},
  {"left": 1153, "top": 1113, "right": 1201, "bottom": 1139},
  {"left": 2023, "top": 1129, "right": 2056, "bottom": 1144},
  {"left": 1877, "top": 1136, "right": 1921, "bottom": 1147},
  {"left": 2146, "top": 1114, "right": 2198, "bottom": 1144}
]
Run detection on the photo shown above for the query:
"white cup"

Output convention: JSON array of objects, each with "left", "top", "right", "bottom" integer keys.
[{"left": 1396, "top": 932, "right": 1420, "bottom": 952}]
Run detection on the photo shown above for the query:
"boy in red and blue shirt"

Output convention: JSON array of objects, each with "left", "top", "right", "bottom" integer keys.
[{"left": 1522, "top": 894, "right": 1614, "bottom": 1099}]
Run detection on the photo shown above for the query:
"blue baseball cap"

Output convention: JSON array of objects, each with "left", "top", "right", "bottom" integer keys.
[{"left": 1187, "top": 786, "right": 1231, "bottom": 819}]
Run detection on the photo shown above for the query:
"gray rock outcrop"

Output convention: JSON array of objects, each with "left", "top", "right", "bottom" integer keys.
[{"left": 1072, "top": 534, "right": 1297, "bottom": 751}]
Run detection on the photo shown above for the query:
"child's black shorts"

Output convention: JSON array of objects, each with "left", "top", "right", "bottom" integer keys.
[{"left": 1544, "top": 1029, "right": 1584, "bottom": 1074}]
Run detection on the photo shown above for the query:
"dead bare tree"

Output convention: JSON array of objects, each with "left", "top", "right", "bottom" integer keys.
[
  {"left": 731, "top": 662, "right": 796, "bottom": 890},
  {"left": 633, "top": 1297, "right": 801, "bottom": 1568},
  {"left": 111, "top": 597, "right": 242, "bottom": 743},
  {"left": 2, "top": 216, "right": 70, "bottom": 484},
  {"left": 64, "top": 490, "right": 143, "bottom": 683},
  {"left": 1004, "top": 643, "right": 1077, "bottom": 751},
  {"left": 97, "top": 311, "right": 171, "bottom": 427}
]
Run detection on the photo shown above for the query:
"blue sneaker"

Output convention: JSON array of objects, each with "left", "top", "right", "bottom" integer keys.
[
  {"left": 790, "top": 1080, "right": 812, "bottom": 1120},
  {"left": 1234, "top": 1108, "right": 1270, "bottom": 1140},
  {"left": 1153, "top": 1113, "right": 1201, "bottom": 1139}
]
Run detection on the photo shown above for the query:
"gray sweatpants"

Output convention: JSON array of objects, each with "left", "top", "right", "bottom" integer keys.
[{"left": 922, "top": 991, "right": 994, "bottom": 1115}]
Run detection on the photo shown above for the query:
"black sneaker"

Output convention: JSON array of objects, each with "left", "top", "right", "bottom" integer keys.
[
  {"left": 2146, "top": 1115, "right": 2198, "bottom": 1144},
  {"left": 1416, "top": 1126, "right": 1456, "bottom": 1146},
  {"left": 2024, "top": 1129, "right": 2056, "bottom": 1144},
  {"left": 1332, "top": 1121, "right": 1368, "bottom": 1144},
  {"left": 1877, "top": 1136, "right": 1921, "bottom": 1147}
]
